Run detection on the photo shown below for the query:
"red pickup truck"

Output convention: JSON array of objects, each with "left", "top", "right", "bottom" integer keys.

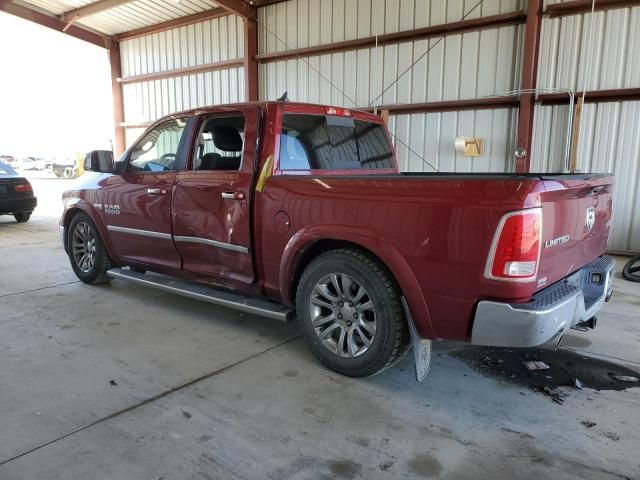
[{"left": 60, "top": 101, "right": 615, "bottom": 378}]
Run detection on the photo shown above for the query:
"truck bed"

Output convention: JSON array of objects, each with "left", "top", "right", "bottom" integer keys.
[{"left": 262, "top": 172, "right": 613, "bottom": 340}]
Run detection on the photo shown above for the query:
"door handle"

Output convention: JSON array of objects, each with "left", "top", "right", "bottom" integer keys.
[
  {"left": 147, "top": 188, "right": 167, "bottom": 195},
  {"left": 221, "top": 191, "right": 245, "bottom": 201}
]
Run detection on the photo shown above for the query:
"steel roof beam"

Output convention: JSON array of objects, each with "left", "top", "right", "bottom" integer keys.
[
  {"left": 215, "top": 0, "right": 256, "bottom": 19},
  {"left": 60, "top": 0, "right": 135, "bottom": 22},
  {"left": 113, "top": 7, "right": 229, "bottom": 41},
  {"left": 546, "top": 0, "right": 640, "bottom": 17},
  {"left": 0, "top": 0, "right": 109, "bottom": 48}
]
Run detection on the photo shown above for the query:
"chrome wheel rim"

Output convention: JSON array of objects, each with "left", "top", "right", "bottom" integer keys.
[
  {"left": 72, "top": 221, "right": 96, "bottom": 273},
  {"left": 309, "top": 273, "right": 376, "bottom": 358}
]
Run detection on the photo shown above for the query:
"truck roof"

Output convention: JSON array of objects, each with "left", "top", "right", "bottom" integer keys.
[{"left": 164, "top": 101, "right": 383, "bottom": 123}]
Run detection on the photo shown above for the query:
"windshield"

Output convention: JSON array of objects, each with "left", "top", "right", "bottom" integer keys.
[{"left": 0, "top": 162, "right": 17, "bottom": 175}]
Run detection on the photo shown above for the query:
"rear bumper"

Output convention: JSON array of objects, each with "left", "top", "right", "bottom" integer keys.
[
  {"left": 0, "top": 196, "right": 37, "bottom": 214},
  {"left": 471, "top": 255, "right": 616, "bottom": 347}
]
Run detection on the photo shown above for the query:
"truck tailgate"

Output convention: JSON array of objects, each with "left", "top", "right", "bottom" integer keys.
[{"left": 536, "top": 174, "right": 614, "bottom": 291}]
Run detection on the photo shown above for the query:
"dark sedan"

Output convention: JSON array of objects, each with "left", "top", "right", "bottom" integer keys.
[{"left": 0, "top": 162, "right": 37, "bottom": 222}]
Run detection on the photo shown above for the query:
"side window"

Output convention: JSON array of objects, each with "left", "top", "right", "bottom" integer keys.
[
  {"left": 128, "top": 118, "right": 188, "bottom": 172},
  {"left": 193, "top": 115, "right": 245, "bottom": 171},
  {"left": 279, "top": 114, "right": 394, "bottom": 171}
]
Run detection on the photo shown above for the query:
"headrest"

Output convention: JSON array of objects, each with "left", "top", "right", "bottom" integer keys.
[{"left": 212, "top": 125, "right": 243, "bottom": 152}]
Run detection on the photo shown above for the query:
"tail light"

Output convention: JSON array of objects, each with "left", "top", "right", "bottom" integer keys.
[
  {"left": 14, "top": 183, "right": 32, "bottom": 193},
  {"left": 326, "top": 107, "right": 351, "bottom": 117},
  {"left": 485, "top": 208, "right": 542, "bottom": 282}
]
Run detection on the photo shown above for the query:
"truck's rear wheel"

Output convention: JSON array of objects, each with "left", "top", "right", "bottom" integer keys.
[
  {"left": 296, "top": 249, "right": 410, "bottom": 377},
  {"left": 68, "top": 213, "right": 112, "bottom": 284},
  {"left": 62, "top": 166, "right": 75, "bottom": 179}
]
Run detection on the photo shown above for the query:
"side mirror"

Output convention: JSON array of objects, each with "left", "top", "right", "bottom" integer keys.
[{"left": 84, "top": 150, "right": 114, "bottom": 173}]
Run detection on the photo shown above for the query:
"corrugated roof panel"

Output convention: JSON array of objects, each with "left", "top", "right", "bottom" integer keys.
[
  {"left": 20, "top": 0, "right": 93, "bottom": 16},
  {"left": 75, "top": 0, "right": 219, "bottom": 35},
  {"left": 20, "top": 0, "right": 221, "bottom": 35}
]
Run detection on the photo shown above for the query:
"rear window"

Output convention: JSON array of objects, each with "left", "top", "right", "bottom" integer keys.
[
  {"left": 279, "top": 114, "right": 394, "bottom": 171},
  {"left": 0, "top": 162, "right": 16, "bottom": 175}
]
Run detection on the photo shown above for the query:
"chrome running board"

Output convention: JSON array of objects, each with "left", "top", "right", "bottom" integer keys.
[{"left": 107, "top": 268, "right": 295, "bottom": 322}]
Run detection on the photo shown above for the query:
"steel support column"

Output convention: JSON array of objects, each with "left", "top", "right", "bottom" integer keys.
[
  {"left": 515, "top": 0, "right": 543, "bottom": 173},
  {"left": 109, "top": 42, "right": 126, "bottom": 157},
  {"left": 244, "top": 17, "right": 259, "bottom": 102}
]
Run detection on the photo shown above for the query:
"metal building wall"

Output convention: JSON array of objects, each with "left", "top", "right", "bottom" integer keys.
[
  {"left": 532, "top": 4, "right": 640, "bottom": 252},
  {"left": 257, "top": 0, "right": 525, "bottom": 172},
  {"left": 119, "top": 14, "right": 245, "bottom": 145}
]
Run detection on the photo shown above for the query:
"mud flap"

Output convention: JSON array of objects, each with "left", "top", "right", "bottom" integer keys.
[{"left": 402, "top": 297, "right": 432, "bottom": 382}]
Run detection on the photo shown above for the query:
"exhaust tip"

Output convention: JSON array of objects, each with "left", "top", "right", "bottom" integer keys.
[
  {"left": 605, "top": 288, "right": 614, "bottom": 302},
  {"left": 540, "top": 333, "right": 563, "bottom": 351}
]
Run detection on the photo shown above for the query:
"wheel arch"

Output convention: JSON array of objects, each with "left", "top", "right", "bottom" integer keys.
[
  {"left": 280, "top": 227, "right": 436, "bottom": 339},
  {"left": 62, "top": 204, "right": 117, "bottom": 262}
]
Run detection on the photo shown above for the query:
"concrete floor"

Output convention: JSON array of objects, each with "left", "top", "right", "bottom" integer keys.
[{"left": 0, "top": 176, "right": 639, "bottom": 480}]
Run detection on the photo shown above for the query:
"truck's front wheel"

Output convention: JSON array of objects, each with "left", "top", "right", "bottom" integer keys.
[
  {"left": 68, "top": 213, "right": 112, "bottom": 284},
  {"left": 296, "top": 249, "right": 410, "bottom": 377}
]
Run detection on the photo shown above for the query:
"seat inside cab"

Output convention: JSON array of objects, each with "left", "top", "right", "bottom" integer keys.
[{"left": 194, "top": 116, "right": 245, "bottom": 171}]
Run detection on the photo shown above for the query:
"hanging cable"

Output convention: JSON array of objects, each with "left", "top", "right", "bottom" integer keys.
[{"left": 368, "top": 0, "right": 485, "bottom": 108}]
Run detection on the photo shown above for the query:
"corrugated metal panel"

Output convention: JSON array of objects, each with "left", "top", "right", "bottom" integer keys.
[
  {"left": 534, "top": 6, "right": 640, "bottom": 252},
  {"left": 538, "top": 6, "right": 640, "bottom": 91},
  {"left": 258, "top": 0, "right": 526, "bottom": 55},
  {"left": 120, "top": 15, "right": 243, "bottom": 76},
  {"left": 258, "top": 5, "right": 523, "bottom": 174},
  {"left": 120, "top": 15, "right": 244, "bottom": 127},
  {"left": 21, "top": 0, "right": 221, "bottom": 35},
  {"left": 259, "top": 24, "right": 524, "bottom": 106},
  {"left": 531, "top": 102, "right": 640, "bottom": 252},
  {"left": 19, "top": 0, "right": 90, "bottom": 16},
  {"left": 122, "top": 67, "right": 244, "bottom": 124},
  {"left": 389, "top": 108, "right": 519, "bottom": 172}
]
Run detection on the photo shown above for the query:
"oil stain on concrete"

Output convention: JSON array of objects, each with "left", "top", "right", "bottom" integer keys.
[
  {"left": 451, "top": 346, "right": 640, "bottom": 391},
  {"left": 408, "top": 452, "right": 443, "bottom": 478}
]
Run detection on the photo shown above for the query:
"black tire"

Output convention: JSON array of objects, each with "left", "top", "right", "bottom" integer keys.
[
  {"left": 68, "top": 212, "right": 112, "bottom": 284},
  {"left": 13, "top": 211, "right": 31, "bottom": 223},
  {"left": 296, "top": 249, "right": 410, "bottom": 378},
  {"left": 623, "top": 254, "right": 640, "bottom": 283}
]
